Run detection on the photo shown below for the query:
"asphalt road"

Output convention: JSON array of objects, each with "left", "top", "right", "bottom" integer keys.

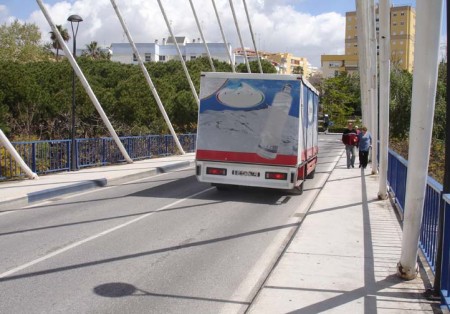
[{"left": 0, "top": 135, "right": 343, "bottom": 314}]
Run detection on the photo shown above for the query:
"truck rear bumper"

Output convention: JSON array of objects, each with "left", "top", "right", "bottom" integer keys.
[{"left": 195, "top": 160, "right": 301, "bottom": 190}]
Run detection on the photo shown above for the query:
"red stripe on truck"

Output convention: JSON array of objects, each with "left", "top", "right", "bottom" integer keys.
[{"left": 196, "top": 150, "right": 298, "bottom": 165}]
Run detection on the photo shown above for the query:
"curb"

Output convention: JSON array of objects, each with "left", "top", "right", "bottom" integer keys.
[{"left": 0, "top": 160, "right": 195, "bottom": 211}]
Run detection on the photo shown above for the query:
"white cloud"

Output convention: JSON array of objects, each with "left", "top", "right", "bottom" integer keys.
[
  {"left": 0, "top": 4, "right": 13, "bottom": 24},
  {"left": 17, "top": 0, "right": 345, "bottom": 67}
]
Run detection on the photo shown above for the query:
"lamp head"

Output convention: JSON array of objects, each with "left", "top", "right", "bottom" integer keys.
[{"left": 67, "top": 14, "right": 83, "bottom": 23}]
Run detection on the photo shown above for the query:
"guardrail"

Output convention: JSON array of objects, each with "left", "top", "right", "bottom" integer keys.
[
  {"left": 442, "top": 194, "right": 450, "bottom": 310},
  {"left": 0, "top": 134, "right": 196, "bottom": 180},
  {"left": 387, "top": 148, "right": 448, "bottom": 309}
]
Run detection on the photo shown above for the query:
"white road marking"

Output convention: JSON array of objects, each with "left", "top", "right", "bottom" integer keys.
[{"left": 0, "top": 186, "right": 214, "bottom": 279}]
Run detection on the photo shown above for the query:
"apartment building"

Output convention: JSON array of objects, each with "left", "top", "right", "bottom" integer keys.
[
  {"left": 110, "top": 36, "right": 234, "bottom": 65},
  {"left": 261, "top": 52, "right": 311, "bottom": 77},
  {"left": 322, "top": 5, "right": 416, "bottom": 77},
  {"left": 321, "top": 54, "right": 359, "bottom": 78}
]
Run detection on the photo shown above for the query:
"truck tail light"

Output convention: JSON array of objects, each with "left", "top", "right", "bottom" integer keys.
[
  {"left": 206, "top": 167, "right": 227, "bottom": 176},
  {"left": 265, "top": 172, "right": 288, "bottom": 180}
]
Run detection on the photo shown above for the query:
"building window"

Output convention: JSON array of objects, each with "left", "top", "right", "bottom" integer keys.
[
  {"left": 400, "top": 41, "right": 403, "bottom": 45},
  {"left": 393, "top": 41, "right": 396, "bottom": 45},
  {"left": 400, "top": 31, "right": 404, "bottom": 35},
  {"left": 393, "top": 32, "right": 397, "bottom": 35},
  {"left": 400, "top": 21, "right": 405, "bottom": 25},
  {"left": 401, "top": 12, "right": 405, "bottom": 16},
  {"left": 133, "top": 53, "right": 137, "bottom": 62},
  {"left": 354, "top": 44, "right": 358, "bottom": 47},
  {"left": 393, "top": 22, "right": 397, "bottom": 26},
  {"left": 145, "top": 53, "right": 151, "bottom": 62},
  {"left": 191, "top": 56, "right": 197, "bottom": 60},
  {"left": 159, "top": 55, "right": 166, "bottom": 61},
  {"left": 329, "top": 62, "right": 342, "bottom": 68},
  {"left": 393, "top": 13, "right": 397, "bottom": 17}
]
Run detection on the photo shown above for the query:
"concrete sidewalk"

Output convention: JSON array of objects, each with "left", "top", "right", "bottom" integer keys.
[
  {"left": 0, "top": 153, "right": 195, "bottom": 211},
  {"left": 248, "top": 152, "right": 440, "bottom": 313}
]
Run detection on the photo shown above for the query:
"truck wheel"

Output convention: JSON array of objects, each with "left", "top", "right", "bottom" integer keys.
[
  {"left": 289, "top": 182, "right": 303, "bottom": 195},
  {"left": 306, "top": 169, "right": 315, "bottom": 179}
]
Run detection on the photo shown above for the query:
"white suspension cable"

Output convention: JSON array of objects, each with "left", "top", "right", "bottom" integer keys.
[
  {"left": 242, "top": 0, "right": 263, "bottom": 73},
  {"left": 188, "top": 0, "right": 215, "bottom": 71},
  {"left": 110, "top": 0, "right": 185, "bottom": 155},
  {"left": 211, "top": 0, "right": 235, "bottom": 72},
  {"left": 156, "top": 0, "right": 200, "bottom": 105},
  {"left": 229, "top": 0, "right": 251, "bottom": 73}
]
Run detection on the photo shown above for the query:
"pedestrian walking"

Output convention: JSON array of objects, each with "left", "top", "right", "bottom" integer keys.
[
  {"left": 357, "top": 126, "right": 372, "bottom": 169},
  {"left": 323, "top": 114, "right": 330, "bottom": 134},
  {"left": 342, "top": 122, "right": 358, "bottom": 168}
]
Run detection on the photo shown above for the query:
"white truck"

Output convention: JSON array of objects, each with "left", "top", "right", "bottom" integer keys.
[{"left": 195, "top": 72, "right": 319, "bottom": 194}]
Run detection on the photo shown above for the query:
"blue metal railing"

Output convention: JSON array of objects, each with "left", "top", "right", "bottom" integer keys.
[
  {"left": 387, "top": 149, "right": 408, "bottom": 211},
  {"left": 0, "top": 134, "right": 196, "bottom": 180},
  {"left": 442, "top": 194, "right": 450, "bottom": 310},
  {"left": 387, "top": 148, "right": 449, "bottom": 309}
]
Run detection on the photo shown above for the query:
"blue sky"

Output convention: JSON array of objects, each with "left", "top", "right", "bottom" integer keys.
[{"left": 0, "top": 0, "right": 446, "bottom": 67}]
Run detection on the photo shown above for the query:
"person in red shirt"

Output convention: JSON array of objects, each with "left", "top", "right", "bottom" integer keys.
[{"left": 342, "top": 122, "right": 358, "bottom": 168}]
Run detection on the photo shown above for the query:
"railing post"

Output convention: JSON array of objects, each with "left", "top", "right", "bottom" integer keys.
[
  {"left": 75, "top": 139, "right": 79, "bottom": 169},
  {"left": 31, "top": 142, "right": 37, "bottom": 173},
  {"left": 102, "top": 138, "right": 106, "bottom": 165}
]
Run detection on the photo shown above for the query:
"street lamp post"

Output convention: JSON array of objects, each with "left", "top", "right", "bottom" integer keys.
[{"left": 67, "top": 14, "right": 83, "bottom": 171}]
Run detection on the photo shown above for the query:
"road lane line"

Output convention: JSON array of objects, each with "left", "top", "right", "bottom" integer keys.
[{"left": 0, "top": 186, "right": 214, "bottom": 279}]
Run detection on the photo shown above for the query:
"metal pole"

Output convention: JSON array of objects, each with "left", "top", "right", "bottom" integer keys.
[
  {"left": 69, "top": 19, "right": 80, "bottom": 171},
  {"left": 355, "top": 0, "right": 370, "bottom": 128},
  {"left": 397, "top": 0, "right": 444, "bottom": 280},
  {"left": 242, "top": 0, "right": 263, "bottom": 73},
  {"left": 369, "top": 0, "right": 378, "bottom": 175},
  {"left": 211, "top": 0, "right": 235, "bottom": 72},
  {"left": 432, "top": 0, "right": 450, "bottom": 296},
  {"left": 110, "top": 0, "right": 185, "bottom": 155},
  {"left": 36, "top": 0, "right": 133, "bottom": 163},
  {"left": 188, "top": 0, "right": 215, "bottom": 71},
  {"left": 378, "top": 0, "right": 391, "bottom": 199},
  {"left": 229, "top": 0, "right": 251, "bottom": 73}
]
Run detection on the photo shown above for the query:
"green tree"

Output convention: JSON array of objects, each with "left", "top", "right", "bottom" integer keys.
[
  {"left": 389, "top": 67, "right": 413, "bottom": 138},
  {"left": 292, "top": 66, "right": 304, "bottom": 75},
  {"left": 0, "top": 20, "right": 47, "bottom": 62},
  {"left": 236, "top": 59, "right": 277, "bottom": 73},
  {"left": 433, "top": 61, "right": 447, "bottom": 140},
  {"left": 321, "top": 72, "right": 360, "bottom": 127},
  {"left": 83, "top": 41, "right": 101, "bottom": 59},
  {"left": 50, "top": 25, "right": 70, "bottom": 61}
]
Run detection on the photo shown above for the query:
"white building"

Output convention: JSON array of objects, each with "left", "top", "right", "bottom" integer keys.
[{"left": 110, "top": 36, "right": 234, "bottom": 65}]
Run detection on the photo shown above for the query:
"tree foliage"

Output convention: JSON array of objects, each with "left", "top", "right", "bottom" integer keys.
[
  {"left": 49, "top": 25, "right": 70, "bottom": 61},
  {"left": 236, "top": 59, "right": 277, "bottom": 73},
  {"left": 389, "top": 67, "right": 413, "bottom": 138},
  {"left": 0, "top": 20, "right": 49, "bottom": 62},
  {"left": 320, "top": 72, "right": 361, "bottom": 127},
  {"left": 0, "top": 55, "right": 276, "bottom": 140}
]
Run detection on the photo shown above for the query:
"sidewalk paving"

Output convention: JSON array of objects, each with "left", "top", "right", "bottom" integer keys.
[
  {"left": 0, "top": 150, "right": 442, "bottom": 313},
  {"left": 0, "top": 153, "right": 195, "bottom": 211},
  {"left": 248, "top": 152, "right": 441, "bottom": 313}
]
